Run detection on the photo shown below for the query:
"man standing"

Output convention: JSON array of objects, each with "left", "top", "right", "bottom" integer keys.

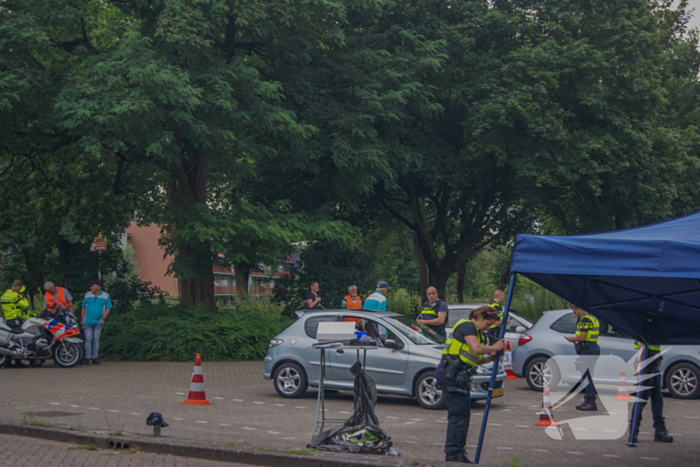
[
  {"left": 305, "top": 281, "right": 323, "bottom": 309},
  {"left": 43, "top": 281, "right": 74, "bottom": 313},
  {"left": 81, "top": 281, "right": 112, "bottom": 365},
  {"left": 1, "top": 280, "right": 29, "bottom": 328},
  {"left": 629, "top": 341, "right": 673, "bottom": 444},
  {"left": 417, "top": 286, "right": 449, "bottom": 336},
  {"left": 363, "top": 281, "right": 390, "bottom": 311},
  {"left": 488, "top": 289, "right": 506, "bottom": 342},
  {"left": 341, "top": 285, "right": 362, "bottom": 310},
  {"left": 566, "top": 305, "right": 600, "bottom": 411}
]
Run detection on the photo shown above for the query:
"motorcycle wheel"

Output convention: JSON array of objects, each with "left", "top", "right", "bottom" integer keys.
[
  {"left": 53, "top": 342, "right": 82, "bottom": 368},
  {"left": 0, "top": 355, "right": 8, "bottom": 368}
]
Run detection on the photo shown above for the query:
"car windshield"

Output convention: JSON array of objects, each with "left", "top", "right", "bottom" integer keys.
[{"left": 384, "top": 315, "right": 447, "bottom": 345}]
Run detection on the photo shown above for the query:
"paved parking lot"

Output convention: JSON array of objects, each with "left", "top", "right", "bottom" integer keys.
[{"left": 2, "top": 360, "right": 699, "bottom": 466}]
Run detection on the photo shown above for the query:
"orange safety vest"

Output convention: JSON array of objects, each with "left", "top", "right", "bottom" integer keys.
[
  {"left": 45, "top": 287, "right": 68, "bottom": 310},
  {"left": 344, "top": 294, "right": 362, "bottom": 310}
]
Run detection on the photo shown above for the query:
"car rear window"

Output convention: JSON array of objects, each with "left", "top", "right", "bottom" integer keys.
[
  {"left": 304, "top": 316, "right": 338, "bottom": 339},
  {"left": 550, "top": 313, "right": 577, "bottom": 333},
  {"left": 447, "top": 309, "right": 474, "bottom": 328}
]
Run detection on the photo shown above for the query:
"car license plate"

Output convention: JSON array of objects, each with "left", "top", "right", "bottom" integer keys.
[{"left": 492, "top": 388, "right": 503, "bottom": 397}]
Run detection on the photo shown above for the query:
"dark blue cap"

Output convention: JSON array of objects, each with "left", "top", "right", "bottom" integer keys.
[{"left": 377, "top": 281, "right": 391, "bottom": 289}]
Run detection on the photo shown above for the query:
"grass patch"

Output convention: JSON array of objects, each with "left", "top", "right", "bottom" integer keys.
[
  {"left": 69, "top": 445, "right": 98, "bottom": 451},
  {"left": 504, "top": 455, "right": 521, "bottom": 467},
  {"left": 123, "top": 445, "right": 144, "bottom": 454},
  {"left": 67, "top": 424, "right": 85, "bottom": 432},
  {"left": 21, "top": 411, "right": 55, "bottom": 428},
  {"left": 223, "top": 441, "right": 248, "bottom": 447},
  {"left": 107, "top": 431, "right": 123, "bottom": 436}
]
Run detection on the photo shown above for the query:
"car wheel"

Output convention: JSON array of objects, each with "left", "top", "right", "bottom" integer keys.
[
  {"left": 415, "top": 371, "right": 446, "bottom": 409},
  {"left": 665, "top": 362, "right": 700, "bottom": 399},
  {"left": 525, "top": 356, "right": 560, "bottom": 392},
  {"left": 273, "top": 362, "right": 308, "bottom": 398}
]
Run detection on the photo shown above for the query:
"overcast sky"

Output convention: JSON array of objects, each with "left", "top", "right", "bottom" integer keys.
[{"left": 685, "top": 0, "right": 700, "bottom": 32}]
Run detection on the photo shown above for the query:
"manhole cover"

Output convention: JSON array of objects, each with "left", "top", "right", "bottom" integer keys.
[{"left": 32, "top": 411, "right": 82, "bottom": 417}]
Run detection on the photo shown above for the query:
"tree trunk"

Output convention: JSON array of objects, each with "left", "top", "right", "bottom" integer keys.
[
  {"left": 412, "top": 234, "right": 429, "bottom": 302},
  {"left": 234, "top": 262, "right": 251, "bottom": 301},
  {"left": 427, "top": 269, "right": 451, "bottom": 303},
  {"left": 455, "top": 260, "right": 467, "bottom": 303}
]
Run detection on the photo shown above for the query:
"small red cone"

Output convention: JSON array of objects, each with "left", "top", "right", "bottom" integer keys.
[
  {"left": 614, "top": 369, "right": 633, "bottom": 401},
  {"left": 533, "top": 386, "right": 559, "bottom": 426},
  {"left": 180, "top": 353, "right": 214, "bottom": 406},
  {"left": 504, "top": 341, "right": 518, "bottom": 380}
]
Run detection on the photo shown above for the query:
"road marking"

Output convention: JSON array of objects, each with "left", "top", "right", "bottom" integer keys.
[
  {"left": 267, "top": 431, "right": 280, "bottom": 435},
  {"left": 108, "top": 410, "right": 120, "bottom": 413},
  {"left": 220, "top": 424, "right": 232, "bottom": 427},
  {"left": 506, "top": 406, "right": 517, "bottom": 409},
  {"left": 175, "top": 392, "right": 186, "bottom": 395},
  {"left": 339, "top": 411, "right": 352, "bottom": 415},
  {"left": 498, "top": 447, "right": 514, "bottom": 450},
  {"left": 603, "top": 455, "right": 620, "bottom": 458},
  {"left": 69, "top": 405, "right": 80, "bottom": 408},
  {"left": 433, "top": 442, "right": 443, "bottom": 445},
  {"left": 435, "top": 420, "right": 447, "bottom": 423},
  {"left": 531, "top": 449, "right": 548, "bottom": 452},
  {"left": 195, "top": 420, "right": 208, "bottom": 424},
  {"left": 410, "top": 419, "right": 423, "bottom": 422},
  {"left": 283, "top": 437, "right": 295, "bottom": 440},
  {"left": 294, "top": 406, "right": 307, "bottom": 409},
  {"left": 405, "top": 441, "right": 417, "bottom": 444},
  {"left": 232, "top": 399, "right": 244, "bottom": 402},
  {"left": 515, "top": 425, "right": 530, "bottom": 428},
  {"left": 640, "top": 458, "right": 659, "bottom": 461},
  {"left": 253, "top": 401, "right": 265, "bottom": 405},
  {"left": 669, "top": 433, "right": 682, "bottom": 436},
  {"left": 129, "top": 413, "right": 140, "bottom": 416},
  {"left": 684, "top": 416, "right": 699, "bottom": 419},
  {"left": 49, "top": 402, "right": 61, "bottom": 406},
  {"left": 274, "top": 404, "right": 285, "bottom": 407},
  {"left": 241, "top": 427, "right": 257, "bottom": 431},
  {"left": 405, "top": 422, "right": 416, "bottom": 425},
  {"left": 386, "top": 416, "right": 399, "bottom": 419},
  {"left": 501, "top": 409, "right": 512, "bottom": 412},
  {"left": 473, "top": 413, "right": 482, "bottom": 416},
  {"left": 89, "top": 407, "right": 100, "bottom": 411},
  {"left": 173, "top": 418, "right": 185, "bottom": 421},
  {"left": 213, "top": 397, "right": 224, "bottom": 400},
  {"left": 489, "top": 423, "right": 502, "bottom": 426},
  {"left": 567, "top": 452, "right": 584, "bottom": 455}
]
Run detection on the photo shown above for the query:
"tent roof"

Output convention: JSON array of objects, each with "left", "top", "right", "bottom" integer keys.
[{"left": 511, "top": 211, "right": 700, "bottom": 345}]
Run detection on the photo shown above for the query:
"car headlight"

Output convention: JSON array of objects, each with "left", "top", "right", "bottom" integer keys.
[{"left": 269, "top": 339, "right": 284, "bottom": 348}]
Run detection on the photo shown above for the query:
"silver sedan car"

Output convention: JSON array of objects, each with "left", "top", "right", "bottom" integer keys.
[{"left": 263, "top": 310, "right": 507, "bottom": 410}]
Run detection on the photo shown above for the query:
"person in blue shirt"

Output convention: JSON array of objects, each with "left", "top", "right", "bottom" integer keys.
[
  {"left": 80, "top": 280, "right": 112, "bottom": 365},
  {"left": 363, "top": 281, "right": 390, "bottom": 311}
]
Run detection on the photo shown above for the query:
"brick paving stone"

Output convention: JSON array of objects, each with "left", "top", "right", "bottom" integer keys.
[{"left": 0, "top": 433, "right": 262, "bottom": 467}]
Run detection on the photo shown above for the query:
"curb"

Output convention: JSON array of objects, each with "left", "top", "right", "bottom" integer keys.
[{"left": 0, "top": 422, "right": 440, "bottom": 467}]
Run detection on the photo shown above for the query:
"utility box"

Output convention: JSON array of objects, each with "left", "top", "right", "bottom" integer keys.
[{"left": 316, "top": 321, "right": 357, "bottom": 342}]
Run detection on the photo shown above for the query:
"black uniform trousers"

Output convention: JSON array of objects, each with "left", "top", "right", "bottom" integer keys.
[
  {"left": 435, "top": 361, "right": 471, "bottom": 456},
  {"left": 573, "top": 342, "right": 600, "bottom": 400},
  {"left": 638, "top": 366, "right": 664, "bottom": 423}
]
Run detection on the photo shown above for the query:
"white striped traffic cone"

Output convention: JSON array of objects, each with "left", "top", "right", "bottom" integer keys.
[
  {"left": 614, "top": 369, "right": 633, "bottom": 401},
  {"left": 504, "top": 341, "right": 518, "bottom": 380},
  {"left": 533, "top": 386, "right": 559, "bottom": 426},
  {"left": 180, "top": 353, "right": 214, "bottom": 406}
]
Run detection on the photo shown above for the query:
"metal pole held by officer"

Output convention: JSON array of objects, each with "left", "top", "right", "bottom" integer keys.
[{"left": 435, "top": 306, "right": 504, "bottom": 464}]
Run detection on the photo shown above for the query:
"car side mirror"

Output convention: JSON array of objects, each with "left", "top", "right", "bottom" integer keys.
[
  {"left": 515, "top": 326, "right": 527, "bottom": 334},
  {"left": 384, "top": 339, "right": 404, "bottom": 350}
]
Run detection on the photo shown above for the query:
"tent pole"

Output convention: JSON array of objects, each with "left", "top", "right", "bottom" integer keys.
[
  {"left": 474, "top": 273, "right": 516, "bottom": 464},
  {"left": 628, "top": 345, "right": 648, "bottom": 447}
]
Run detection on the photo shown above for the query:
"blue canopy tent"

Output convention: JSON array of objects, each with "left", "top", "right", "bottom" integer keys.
[{"left": 474, "top": 211, "right": 700, "bottom": 462}]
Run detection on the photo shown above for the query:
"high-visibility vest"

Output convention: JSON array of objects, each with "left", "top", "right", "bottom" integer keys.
[
  {"left": 442, "top": 318, "right": 486, "bottom": 368},
  {"left": 489, "top": 302, "right": 503, "bottom": 329},
  {"left": 45, "top": 287, "right": 68, "bottom": 310},
  {"left": 343, "top": 294, "right": 362, "bottom": 310},
  {"left": 635, "top": 342, "right": 661, "bottom": 351},
  {"left": 1, "top": 289, "right": 29, "bottom": 320},
  {"left": 576, "top": 315, "right": 600, "bottom": 343}
]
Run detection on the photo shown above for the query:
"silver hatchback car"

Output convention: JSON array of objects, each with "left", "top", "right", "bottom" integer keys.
[
  {"left": 512, "top": 309, "right": 700, "bottom": 399},
  {"left": 263, "top": 310, "right": 507, "bottom": 410}
]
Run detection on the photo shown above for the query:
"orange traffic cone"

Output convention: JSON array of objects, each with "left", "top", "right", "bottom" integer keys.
[
  {"left": 180, "top": 353, "right": 214, "bottom": 406},
  {"left": 504, "top": 341, "right": 518, "bottom": 380},
  {"left": 533, "top": 387, "right": 559, "bottom": 426},
  {"left": 614, "top": 369, "right": 633, "bottom": 401}
]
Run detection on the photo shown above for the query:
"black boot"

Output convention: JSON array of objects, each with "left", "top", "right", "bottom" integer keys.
[
  {"left": 576, "top": 397, "right": 597, "bottom": 411},
  {"left": 629, "top": 413, "right": 642, "bottom": 444},
  {"left": 575, "top": 397, "right": 589, "bottom": 410},
  {"left": 445, "top": 451, "right": 473, "bottom": 463},
  {"left": 653, "top": 419, "right": 673, "bottom": 443}
]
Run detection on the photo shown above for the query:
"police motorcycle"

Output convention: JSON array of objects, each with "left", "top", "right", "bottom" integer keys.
[{"left": 0, "top": 305, "right": 84, "bottom": 368}]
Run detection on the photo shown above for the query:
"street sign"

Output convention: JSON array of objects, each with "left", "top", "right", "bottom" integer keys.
[{"left": 90, "top": 236, "right": 107, "bottom": 252}]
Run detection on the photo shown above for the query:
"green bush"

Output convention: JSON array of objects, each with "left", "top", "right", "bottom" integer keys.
[
  {"left": 99, "top": 299, "right": 292, "bottom": 361},
  {"left": 386, "top": 288, "right": 423, "bottom": 317}
]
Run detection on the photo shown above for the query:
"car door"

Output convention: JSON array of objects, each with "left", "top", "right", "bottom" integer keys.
[
  {"left": 328, "top": 314, "right": 409, "bottom": 388},
  {"left": 302, "top": 315, "right": 342, "bottom": 384}
]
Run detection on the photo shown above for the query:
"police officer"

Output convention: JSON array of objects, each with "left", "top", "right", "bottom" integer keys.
[
  {"left": 487, "top": 290, "right": 508, "bottom": 343},
  {"left": 417, "top": 286, "right": 449, "bottom": 336},
  {"left": 566, "top": 305, "right": 600, "bottom": 411},
  {"left": 436, "top": 306, "right": 504, "bottom": 463},
  {"left": 630, "top": 341, "right": 673, "bottom": 444},
  {"left": 1, "top": 280, "right": 29, "bottom": 328}
]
